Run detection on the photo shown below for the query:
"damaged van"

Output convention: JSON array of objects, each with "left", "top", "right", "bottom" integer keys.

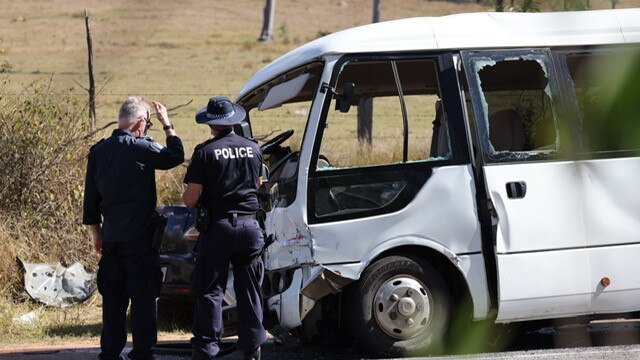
[{"left": 231, "top": 8, "right": 640, "bottom": 357}]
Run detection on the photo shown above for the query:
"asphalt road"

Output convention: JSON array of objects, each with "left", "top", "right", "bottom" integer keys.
[{"left": 2, "top": 319, "right": 640, "bottom": 360}]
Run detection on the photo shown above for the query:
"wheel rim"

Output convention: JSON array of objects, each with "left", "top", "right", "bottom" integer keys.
[{"left": 373, "top": 276, "right": 432, "bottom": 340}]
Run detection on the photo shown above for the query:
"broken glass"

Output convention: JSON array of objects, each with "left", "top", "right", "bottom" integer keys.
[{"left": 464, "top": 50, "right": 563, "bottom": 163}]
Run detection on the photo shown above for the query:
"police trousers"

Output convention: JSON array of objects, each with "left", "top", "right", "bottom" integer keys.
[
  {"left": 97, "top": 244, "right": 162, "bottom": 360},
  {"left": 190, "top": 215, "right": 266, "bottom": 358}
]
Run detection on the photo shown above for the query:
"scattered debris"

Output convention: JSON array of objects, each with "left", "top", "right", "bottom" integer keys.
[
  {"left": 20, "top": 259, "right": 96, "bottom": 307},
  {"left": 12, "top": 306, "right": 44, "bottom": 325}
]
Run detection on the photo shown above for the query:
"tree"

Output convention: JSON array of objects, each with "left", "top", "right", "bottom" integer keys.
[
  {"left": 372, "top": 0, "right": 381, "bottom": 23},
  {"left": 512, "top": 0, "right": 540, "bottom": 12},
  {"left": 562, "top": 0, "right": 591, "bottom": 10},
  {"left": 610, "top": 0, "right": 619, "bottom": 8},
  {"left": 359, "top": 0, "right": 381, "bottom": 144},
  {"left": 258, "top": 0, "right": 276, "bottom": 42}
]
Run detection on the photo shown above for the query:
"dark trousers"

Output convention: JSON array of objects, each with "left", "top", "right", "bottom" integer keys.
[
  {"left": 190, "top": 216, "right": 266, "bottom": 358},
  {"left": 97, "top": 244, "right": 162, "bottom": 360}
]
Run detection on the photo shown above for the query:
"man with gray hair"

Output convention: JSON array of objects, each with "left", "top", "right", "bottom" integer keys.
[{"left": 83, "top": 97, "right": 184, "bottom": 360}]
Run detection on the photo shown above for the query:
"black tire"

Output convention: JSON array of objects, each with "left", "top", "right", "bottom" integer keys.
[{"left": 347, "top": 254, "right": 451, "bottom": 357}]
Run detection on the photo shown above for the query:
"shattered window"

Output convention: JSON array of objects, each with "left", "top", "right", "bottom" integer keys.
[
  {"left": 567, "top": 51, "right": 640, "bottom": 154},
  {"left": 464, "top": 52, "right": 562, "bottom": 163},
  {"left": 241, "top": 62, "right": 324, "bottom": 209},
  {"left": 317, "top": 58, "right": 451, "bottom": 171},
  {"left": 311, "top": 57, "right": 451, "bottom": 220}
]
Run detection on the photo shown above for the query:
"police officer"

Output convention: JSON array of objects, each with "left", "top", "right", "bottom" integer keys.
[
  {"left": 182, "top": 97, "right": 265, "bottom": 360},
  {"left": 83, "top": 96, "right": 185, "bottom": 360}
]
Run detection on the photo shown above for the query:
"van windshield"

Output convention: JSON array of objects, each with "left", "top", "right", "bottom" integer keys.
[
  {"left": 238, "top": 62, "right": 324, "bottom": 208},
  {"left": 239, "top": 62, "right": 323, "bottom": 155}
]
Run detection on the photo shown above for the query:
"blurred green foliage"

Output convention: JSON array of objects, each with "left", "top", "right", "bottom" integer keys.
[
  {"left": 599, "top": 51, "right": 640, "bottom": 150},
  {"left": 572, "top": 50, "right": 640, "bottom": 152}
]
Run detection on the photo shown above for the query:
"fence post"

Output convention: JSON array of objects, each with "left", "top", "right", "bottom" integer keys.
[
  {"left": 85, "top": 9, "right": 96, "bottom": 129},
  {"left": 372, "top": 0, "right": 381, "bottom": 23}
]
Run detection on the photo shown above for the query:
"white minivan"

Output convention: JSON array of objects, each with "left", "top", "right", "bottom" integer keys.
[{"left": 234, "top": 8, "right": 640, "bottom": 357}]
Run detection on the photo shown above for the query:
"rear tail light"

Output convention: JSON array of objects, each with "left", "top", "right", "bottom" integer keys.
[{"left": 173, "top": 288, "right": 191, "bottom": 294}]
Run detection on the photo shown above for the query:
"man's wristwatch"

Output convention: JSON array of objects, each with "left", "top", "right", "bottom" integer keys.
[{"left": 163, "top": 124, "right": 174, "bottom": 130}]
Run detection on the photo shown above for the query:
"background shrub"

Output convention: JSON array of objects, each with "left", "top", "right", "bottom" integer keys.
[
  {"left": 0, "top": 80, "right": 188, "bottom": 303},
  {"left": 0, "top": 79, "right": 96, "bottom": 301}
]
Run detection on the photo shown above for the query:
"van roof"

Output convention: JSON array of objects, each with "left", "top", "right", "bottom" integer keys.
[{"left": 237, "top": 9, "right": 640, "bottom": 101}]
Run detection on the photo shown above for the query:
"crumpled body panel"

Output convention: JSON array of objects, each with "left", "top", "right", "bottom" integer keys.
[{"left": 21, "top": 259, "right": 96, "bottom": 307}]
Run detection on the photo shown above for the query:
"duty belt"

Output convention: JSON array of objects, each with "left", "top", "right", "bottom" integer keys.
[
  {"left": 212, "top": 213, "right": 257, "bottom": 221},
  {"left": 233, "top": 213, "right": 256, "bottom": 220}
]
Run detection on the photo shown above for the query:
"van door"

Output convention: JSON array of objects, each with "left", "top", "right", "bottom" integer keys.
[
  {"left": 461, "top": 50, "right": 590, "bottom": 321},
  {"left": 563, "top": 49, "right": 640, "bottom": 314},
  {"left": 307, "top": 54, "right": 481, "bottom": 265}
]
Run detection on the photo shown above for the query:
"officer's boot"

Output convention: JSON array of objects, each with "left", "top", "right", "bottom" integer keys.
[{"left": 243, "top": 347, "right": 260, "bottom": 360}]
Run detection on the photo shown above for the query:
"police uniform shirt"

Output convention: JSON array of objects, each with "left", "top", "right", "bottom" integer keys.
[
  {"left": 83, "top": 129, "right": 184, "bottom": 246},
  {"left": 184, "top": 129, "right": 262, "bottom": 215}
]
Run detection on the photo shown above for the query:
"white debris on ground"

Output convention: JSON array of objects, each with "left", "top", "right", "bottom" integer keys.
[
  {"left": 20, "top": 259, "right": 95, "bottom": 307},
  {"left": 11, "top": 306, "right": 44, "bottom": 325}
]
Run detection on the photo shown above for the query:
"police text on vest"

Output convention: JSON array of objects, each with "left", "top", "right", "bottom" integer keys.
[{"left": 214, "top": 147, "right": 254, "bottom": 160}]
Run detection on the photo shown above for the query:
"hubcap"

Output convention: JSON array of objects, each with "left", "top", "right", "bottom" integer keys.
[{"left": 373, "top": 276, "right": 432, "bottom": 339}]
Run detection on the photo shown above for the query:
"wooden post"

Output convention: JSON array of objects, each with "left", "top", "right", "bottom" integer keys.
[
  {"left": 85, "top": 9, "right": 96, "bottom": 129},
  {"left": 357, "top": 97, "right": 373, "bottom": 144},
  {"left": 372, "top": 0, "right": 381, "bottom": 23},
  {"left": 357, "top": 0, "right": 381, "bottom": 145},
  {"left": 258, "top": 0, "right": 276, "bottom": 42}
]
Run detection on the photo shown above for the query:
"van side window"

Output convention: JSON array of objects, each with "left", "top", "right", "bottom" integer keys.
[
  {"left": 317, "top": 59, "right": 450, "bottom": 170},
  {"left": 311, "top": 58, "right": 453, "bottom": 221},
  {"left": 462, "top": 51, "right": 565, "bottom": 163},
  {"left": 566, "top": 51, "right": 640, "bottom": 155}
]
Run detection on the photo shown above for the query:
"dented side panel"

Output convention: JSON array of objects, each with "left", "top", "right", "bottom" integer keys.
[
  {"left": 264, "top": 206, "right": 314, "bottom": 269},
  {"left": 262, "top": 57, "right": 340, "bottom": 271},
  {"left": 310, "top": 165, "right": 482, "bottom": 264},
  {"left": 309, "top": 165, "right": 490, "bottom": 318}
]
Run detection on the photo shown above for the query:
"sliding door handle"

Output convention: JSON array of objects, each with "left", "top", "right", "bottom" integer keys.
[{"left": 506, "top": 181, "right": 527, "bottom": 199}]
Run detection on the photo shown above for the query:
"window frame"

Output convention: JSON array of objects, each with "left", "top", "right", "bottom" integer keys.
[
  {"left": 307, "top": 52, "right": 470, "bottom": 224},
  {"left": 461, "top": 48, "right": 573, "bottom": 165},
  {"left": 240, "top": 61, "right": 326, "bottom": 209}
]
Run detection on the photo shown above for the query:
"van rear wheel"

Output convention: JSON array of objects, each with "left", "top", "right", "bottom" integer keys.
[{"left": 347, "top": 255, "right": 450, "bottom": 357}]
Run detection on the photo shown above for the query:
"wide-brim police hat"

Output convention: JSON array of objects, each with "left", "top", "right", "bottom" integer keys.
[{"left": 195, "top": 96, "right": 246, "bottom": 126}]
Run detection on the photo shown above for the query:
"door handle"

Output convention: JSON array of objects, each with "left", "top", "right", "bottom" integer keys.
[{"left": 506, "top": 181, "right": 527, "bottom": 199}]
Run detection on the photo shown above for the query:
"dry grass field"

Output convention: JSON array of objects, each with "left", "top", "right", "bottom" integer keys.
[
  {"left": 1, "top": 0, "right": 490, "bottom": 151},
  {"left": 2, "top": 0, "right": 638, "bottom": 150},
  {"left": 1, "top": 0, "right": 640, "bottom": 348}
]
